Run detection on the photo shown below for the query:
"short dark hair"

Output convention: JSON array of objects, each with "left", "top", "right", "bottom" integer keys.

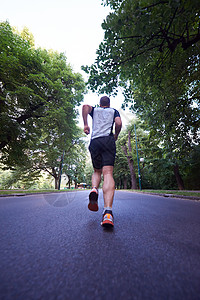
[{"left": 100, "top": 96, "right": 110, "bottom": 107}]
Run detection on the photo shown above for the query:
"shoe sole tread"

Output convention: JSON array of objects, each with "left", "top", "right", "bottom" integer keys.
[{"left": 88, "top": 191, "right": 98, "bottom": 211}]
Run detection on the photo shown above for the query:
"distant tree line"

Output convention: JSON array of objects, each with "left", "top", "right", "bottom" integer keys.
[{"left": 114, "top": 120, "right": 200, "bottom": 190}]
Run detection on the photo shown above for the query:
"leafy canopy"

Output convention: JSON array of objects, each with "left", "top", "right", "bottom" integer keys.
[
  {"left": 0, "top": 22, "right": 86, "bottom": 170},
  {"left": 83, "top": 0, "right": 200, "bottom": 93},
  {"left": 82, "top": 0, "right": 200, "bottom": 161}
]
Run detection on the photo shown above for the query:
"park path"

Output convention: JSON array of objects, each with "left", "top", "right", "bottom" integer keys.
[{"left": 0, "top": 190, "right": 200, "bottom": 300}]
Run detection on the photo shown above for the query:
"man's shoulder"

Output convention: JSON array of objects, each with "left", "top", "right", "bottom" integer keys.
[
  {"left": 89, "top": 106, "right": 95, "bottom": 117},
  {"left": 92, "top": 107, "right": 120, "bottom": 117},
  {"left": 113, "top": 108, "right": 120, "bottom": 118}
]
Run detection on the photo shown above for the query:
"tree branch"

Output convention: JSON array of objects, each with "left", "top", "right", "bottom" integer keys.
[
  {"left": 116, "top": 35, "right": 142, "bottom": 40},
  {"left": 159, "top": 7, "right": 178, "bottom": 52},
  {"left": 15, "top": 102, "right": 45, "bottom": 124},
  {"left": 115, "top": 45, "right": 160, "bottom": 66},
  {"left": 182, "top": 32, "right": 200, "bottom": 49},
  {"left": 141, "top": 1, "right": 168, "bottom": 10}
]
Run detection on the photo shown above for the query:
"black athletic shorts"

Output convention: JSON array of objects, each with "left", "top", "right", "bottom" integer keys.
[{"left": 89, "top": 136, "right": 116, "bottom": 169}]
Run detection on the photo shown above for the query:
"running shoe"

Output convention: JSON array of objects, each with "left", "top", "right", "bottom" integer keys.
[
  {"left": 101, "top": 210, "right": 114, "bottom": 228},
  {"left": 88, "top": 187, "right": 98, "bottom": 211}
]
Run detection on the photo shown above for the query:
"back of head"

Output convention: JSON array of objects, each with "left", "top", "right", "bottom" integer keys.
[{"left": 100, "top": 96, "right": 110, "bottom": 107}]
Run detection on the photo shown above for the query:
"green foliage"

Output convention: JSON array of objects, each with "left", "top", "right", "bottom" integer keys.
[
  {"left": 84, "top": 162, "right": 94, "bottom": 187},
  {"left": 0, "top": 21, "right": 87, "bottom": 188},
  {"left": 0, "top": 22, "right": 85, "bottom": 163},
  {"left": 114, "top": 119, "right": 200, "bottom": 190},
  {"left": 84, "top": 0, "right": 200, "bottom": 91},
  {"left": 63, "top": 137, "right": 87, "bottom": 188},
  {"left": 114, "top": 120, "right": 147, "bottom": 189},
  {"left": 82, "top": 0, "right": 200, "bottom": 189},
  {"left": 14, "top": 26, "right": 35, "bottom": 47},
  {"left": 183, "top": 144, "right": 200, "bottom": 189},
  {"left": 114, "top": 136, "right": 131, "bottom": 189},
  {"left": 0, "top": 167, "right": 42, "bottom": 189}
]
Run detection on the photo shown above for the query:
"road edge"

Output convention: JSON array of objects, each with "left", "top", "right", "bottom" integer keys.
[{"left": 117, "top": 190, "right": 200, "bottom": 201}]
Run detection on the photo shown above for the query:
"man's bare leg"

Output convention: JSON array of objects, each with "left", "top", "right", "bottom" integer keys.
[
  {"left": 102, "top": 166, "right": 115, "bottom": 208},
  {"left": 92, "top": 168, "right": 102, "bottom": 189},
  {"left": 101, "top": 165, "right": 115, "bottom": 227},
  {"left": 88, "top": 168, "right": 102, "bottom": 212}
]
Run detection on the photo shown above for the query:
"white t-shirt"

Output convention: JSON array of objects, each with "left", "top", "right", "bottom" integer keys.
[{"left": 89, "top": 107, "right": 120, "bottom": 139}]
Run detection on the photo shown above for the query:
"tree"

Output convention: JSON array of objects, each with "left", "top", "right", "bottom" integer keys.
[
  {"left": 113, "top": 139, "right": 131, "bottom": 189},
  {"left": 82, "top": 0, "right": 200, "bottom": 189},
  {"left": 183, "top": 144, "right": 200, "bottom": 189},
  {"left": 63, "top": 139, "right": 87, "bottom": 189},
  {"left": 121, "top": 130, "right": 138, "bottom": 189},
  {"left": 0, "top": 22, "right": 86, "bottom": 172},
  {"left": 83, "top": 0, "right": 200, "bottom": 94},
  {"left": 0, "top": 166, "right": 41, "bottom": 189},
  {"left": 115, "top": 120, "right": 148, "bottom": 190},
  {"left": 114, "top": 118, "right": 189, "bottom": 190}
]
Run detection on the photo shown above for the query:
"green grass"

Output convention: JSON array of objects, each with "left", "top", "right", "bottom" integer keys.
[
  {"left": 0, "top": 189, "right": 80, "bottom": 195},
  {"left": 127, "top": 189, "right": 200, "bottom": 198}
]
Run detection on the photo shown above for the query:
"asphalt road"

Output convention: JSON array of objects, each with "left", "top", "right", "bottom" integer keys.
[{"left": 0, "top": 190, "right": 200, "bottom": 300}]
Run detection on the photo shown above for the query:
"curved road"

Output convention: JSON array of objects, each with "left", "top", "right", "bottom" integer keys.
[{"left": 0, "top": 190, "right": 200, "bottom": 300}]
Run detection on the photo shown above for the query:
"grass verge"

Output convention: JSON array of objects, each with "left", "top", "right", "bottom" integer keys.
[
  {"left": 0, "top": 189, "right": 81, "bottom": 195},
  {"left": 127, "top": 189, "right": 200, "bottom": 198}
]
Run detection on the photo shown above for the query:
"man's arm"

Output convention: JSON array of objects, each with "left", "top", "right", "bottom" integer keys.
[
  {"left": 114, "top": 116, "right": 122, "bottom": 141},
  {"left": 82, "top": 104, "right": 93, "bottom": 135}
]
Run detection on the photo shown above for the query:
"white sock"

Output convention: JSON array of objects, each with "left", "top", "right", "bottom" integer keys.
[{"left": 103, "top": 207, "right": 112, "bottom": 214}]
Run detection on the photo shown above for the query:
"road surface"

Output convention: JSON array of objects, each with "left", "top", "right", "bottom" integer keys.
[{"left": 0, "top": 190, "right": 200, "bottom": 300}]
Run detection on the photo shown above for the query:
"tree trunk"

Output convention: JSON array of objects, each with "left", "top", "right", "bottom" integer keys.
[
  {"left": 122, "top": 131, "right": 137, "bottom": 189},
  {"left": 52, "top": 167, "right": 59, "bottom": 190},
  {"left": 123, "top": 177, "right": 127, "bottom": 189},
  {"left": 68, "top": 176, "right": 71, "bottom": 189},
  {"left": 74, "top": 179, "right": 78, "bottom": 189},
  {"left": 55, "top": 178, "right": 59, "bottom": 190},
  {"left": 173, "top": 163, "right": 185, "bottom": 190}
]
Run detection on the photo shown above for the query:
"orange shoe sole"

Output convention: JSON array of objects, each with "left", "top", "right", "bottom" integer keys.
[{"left": 101, "top": 220, "right": 114, "bottom": 228}]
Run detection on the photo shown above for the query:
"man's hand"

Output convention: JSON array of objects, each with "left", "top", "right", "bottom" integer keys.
[{"left": 84, "top": 125, "right": 90, "bottom": 135}]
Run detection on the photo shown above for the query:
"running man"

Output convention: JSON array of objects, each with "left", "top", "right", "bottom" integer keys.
[{"left": 82, "top": 96, "right": 122, "bottom": 227}]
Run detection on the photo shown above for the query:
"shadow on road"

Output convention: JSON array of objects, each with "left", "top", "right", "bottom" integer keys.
[{"left": 42, "top": 191, "right": 77, "bottom": 207}]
